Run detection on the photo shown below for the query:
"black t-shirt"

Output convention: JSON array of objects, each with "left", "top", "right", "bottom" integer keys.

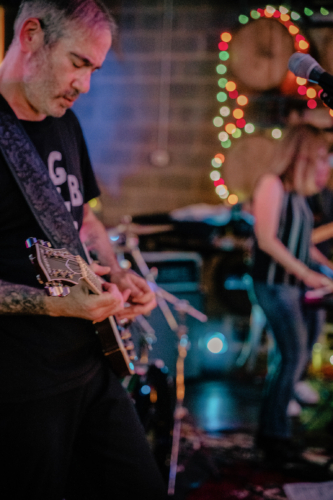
[{"left": 0, "top": 97, "right": 103, "bottom": 401}]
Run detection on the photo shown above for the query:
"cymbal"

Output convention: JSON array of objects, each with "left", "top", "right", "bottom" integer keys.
[{"left": 110, "top": 223, "right": 174, "bottom": 236}]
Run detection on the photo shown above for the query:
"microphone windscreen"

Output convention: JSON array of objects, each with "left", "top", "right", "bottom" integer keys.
[{"left": 288, "top": 53, "right": 323, "bottom": 79}]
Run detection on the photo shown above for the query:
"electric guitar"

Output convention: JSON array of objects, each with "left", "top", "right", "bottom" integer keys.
[{"left": 26, "top": 238, "right": 136, "bottom": 378}]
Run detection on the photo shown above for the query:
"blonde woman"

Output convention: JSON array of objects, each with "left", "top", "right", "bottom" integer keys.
[{"left": 252, "top": 125, "right": 333, "bottom": 461}]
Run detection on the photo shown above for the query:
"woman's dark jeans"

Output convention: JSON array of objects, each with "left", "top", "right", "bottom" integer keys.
[{"left": 253, "top": 282, "right": 322, "bottom": 439}]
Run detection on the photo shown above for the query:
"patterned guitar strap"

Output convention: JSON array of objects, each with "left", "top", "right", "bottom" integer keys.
[{"left": 0, "top": 95, "right": 88, "bottom": 262}]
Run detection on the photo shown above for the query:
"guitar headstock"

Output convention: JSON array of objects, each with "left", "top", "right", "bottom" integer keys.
[{"left": 26, "top": 237, "right": 83, "bottom": 297}]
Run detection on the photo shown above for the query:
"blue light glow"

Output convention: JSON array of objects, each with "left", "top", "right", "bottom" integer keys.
[
  {"left": 207, "top": 333, "right": 228, "bottom": 354},
  {"left": 141, "top": 385, "right": 151, "bottom": 395}
]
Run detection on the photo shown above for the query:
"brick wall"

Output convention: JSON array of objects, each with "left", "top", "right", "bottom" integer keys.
[{"left": 74, "top": 0, "right": 225, "bottom": 226}]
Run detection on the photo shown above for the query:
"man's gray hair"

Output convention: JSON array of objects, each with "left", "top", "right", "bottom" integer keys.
[{"left": 14, "top": 0, "right": 116, "bottom": 46}]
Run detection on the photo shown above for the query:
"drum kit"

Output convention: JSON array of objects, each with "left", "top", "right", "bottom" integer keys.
[{"left": 108, "top": 216, "right": 208, "bottom": 495}]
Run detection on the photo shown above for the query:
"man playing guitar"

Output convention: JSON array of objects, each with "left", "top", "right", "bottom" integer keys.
[{"left": 0, "top": 1, "right": 166, "bottom": 498}]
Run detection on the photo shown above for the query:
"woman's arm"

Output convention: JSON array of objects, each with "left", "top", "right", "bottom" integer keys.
[
  {"left": 312, "top": 222, "right": 333, "bottom": 245},
  {"left": 253, "top": 174, "right": 332, "bottom": 289}
]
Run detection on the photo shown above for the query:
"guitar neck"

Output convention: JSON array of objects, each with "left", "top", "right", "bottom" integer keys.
[{"left": 76, "top": 256, "right": 104, "bottom": 296}]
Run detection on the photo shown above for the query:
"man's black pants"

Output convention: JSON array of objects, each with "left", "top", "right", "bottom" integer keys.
[{"left": 0, "top": 364, "right": 167, "bottom": 499}]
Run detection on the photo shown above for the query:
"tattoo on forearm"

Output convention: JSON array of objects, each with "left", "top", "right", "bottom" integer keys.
[{"left": 0, "top": 281, "right": 47, "bottom": 315}]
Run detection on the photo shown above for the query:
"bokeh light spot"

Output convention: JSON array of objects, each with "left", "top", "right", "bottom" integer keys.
[
  {"left": 233, "top": 108, "right": 244, "bottom": 119},
  {"left": 221, "top": 32, "right": 232, "bottom": 42},
  {"left": 244, "top": 123, "right": 255, "bottom": 133},
  {"left": 306, "top": 88, "right": 316, "bottom": 98},
  {"left": 225, "top": 81, "right": 236, "bottom": 92},
  {"left": 296, "top": 77, "right": 307, "bottom": 85},
  {"left": 272, "top": 128, "right": 282, "bottom": 139},
  {"left": 225, "top": 123, "right": 236, "bottom": 134},
  {"left": 307, "top": 99, "right": 317, "bottom": 109},
  {"left": 228, "top": 194, "right": 238, "bottom": 205},
  {"left": 220, "top": 106, "right": 230, "bottom": 117},
  {"left": 237, "top": 95, "right": 248, "bottom": 106},
  {"left": 213, "top": 117, "right": 224, "bottom": 127}
]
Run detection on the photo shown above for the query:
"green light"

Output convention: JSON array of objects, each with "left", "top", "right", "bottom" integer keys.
[
  {"left": 290, "top": 11, "right": 301, "bottom": 20},
  {"left": 320, "top": 7, "right": 329, "bottom": 15},
  {"left": 232, "top": 128, "right": 242, "bottom": 138},
  {"left": 244, "top": 123, "right": 255, "bottom": 134},
  {"left": 211, "top": 158, "right": 222, "bottom": 168},
  {"left": 216, "top": 64, "right": 227, "bottom": 75},
  {"left": 239, "top": 15, "right": 249, "bottom": 24},
  {"left": 218, "top": 78, "right": 228, "bottom": 88},
  {"left": 217, "top": 92, "right": 227, "bottom": 102},
  {"left": 250, "top": 10, "right": 260, "bottom": 19},
  {"left": 304, "top": 7, "right": 314, "bottom": 16},
  {"left": 213, "top": 117, "right": 224, "bottom": 127},
  {"left": 222, "top": 139, "right": 232, "bottom": 148},
  {"left": 219, "top": 51, "right": 229, "bottom": 61}
]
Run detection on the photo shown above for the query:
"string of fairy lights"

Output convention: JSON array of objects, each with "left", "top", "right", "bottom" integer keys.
[{"left": 212, "top": 5, "right": 332, "bottom": 205}]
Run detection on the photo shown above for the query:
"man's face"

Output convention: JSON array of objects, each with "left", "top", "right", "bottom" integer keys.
[{"left": 23, "top": 23, "right": 112, "bottom": 118}]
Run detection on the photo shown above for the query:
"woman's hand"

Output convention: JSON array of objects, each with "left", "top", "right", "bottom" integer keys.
[{"left": 302, "top": 269, "right": 333, "bottom": 290}]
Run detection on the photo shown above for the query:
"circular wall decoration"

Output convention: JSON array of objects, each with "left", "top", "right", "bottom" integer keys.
[
  {"left": 230, "top": 18, "right": 294, "bottom": 91},
  {"left": 211, "top": 4, "right": 332, "bottom": 204}
]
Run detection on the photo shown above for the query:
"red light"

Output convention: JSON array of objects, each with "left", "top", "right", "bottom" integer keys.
[
  {"left": 257, "top": 8, "right": 264, "bottom": 16},
  {"left": 214, "top": 179, "right": 225, "bottom": 187},
  {"left": 236, "top": 118, "right": 246, "bottom": 128},
  {"left": 218, "top": 41, "right": 228, "bottom": 51},
  {"left": 273, "top": 10, "right": 280, "bottom": 18},
  {"left": 298, "top": 86, "right": 307, "bottom": 96},
  {"left": 296, "top": 34, "right": 305, "bottom": 42},
  {"left": 307, "top": 99, "right": 317, "bottom": 109},
  {"left": 229, "top": 90, "right": 238, "bottom": 99}
]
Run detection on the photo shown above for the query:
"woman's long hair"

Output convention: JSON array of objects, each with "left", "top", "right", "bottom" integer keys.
[{"left": 273, "top": 125, "right": 327, "bottom": 194}]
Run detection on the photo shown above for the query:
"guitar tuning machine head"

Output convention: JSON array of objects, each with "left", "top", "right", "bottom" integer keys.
[
  {"left": 61, "top": 287, "right": 70, "bottom": 297},
  {"left": 25, "top": 237, "right": 37, "bottom": 249},
  {"left": 45, "top": 283, "right": 70, "bottom": 297},
  {"left": 36, "top": 274, "right": 44, "bottom": 285},
  {"left": 38, "top": 240, "right": 52, "bottom": 248}
]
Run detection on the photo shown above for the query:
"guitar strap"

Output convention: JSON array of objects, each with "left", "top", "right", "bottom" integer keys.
[{"left": 0, "top": 95, "right": 88, "bottom": 262}]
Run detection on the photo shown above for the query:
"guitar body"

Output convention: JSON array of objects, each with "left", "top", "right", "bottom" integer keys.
[
  {"left": 26, "top": 239, "right": 136, "bottom": 378},
  {"left": 95, "top": 316, "right": 136, "bottom": 377}
]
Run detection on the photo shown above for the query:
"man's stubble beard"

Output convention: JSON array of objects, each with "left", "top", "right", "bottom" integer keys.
[{"left": 23, "top": 46, "right": 65, "bottom": 118}]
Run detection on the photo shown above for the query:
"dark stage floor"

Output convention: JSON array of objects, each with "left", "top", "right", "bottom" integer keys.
[
  {"left": 184, "top": 377, "right": 262, "bottom": 433},
  {"left": 172, "top": 376, "right": 333, "bottom": 500}
]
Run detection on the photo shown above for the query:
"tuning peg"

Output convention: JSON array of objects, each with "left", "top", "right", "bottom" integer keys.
[
  {"left": 120, "top": 331, "right": 132, "bottom": 341},
  {"left": 44, "top": 285, "right": 64, "bottom": 297},
  {"left": 125, "top": 341, "right": 135, "bottom": 352},
  {"left": 36, "top": 274, "right": 44, "bottom": 285},
  {"left": 25, "top": 237, "right": 37, "bottom": 248},
  {"left": 38, "top": 239, "right": 51, "bottom": 247}
]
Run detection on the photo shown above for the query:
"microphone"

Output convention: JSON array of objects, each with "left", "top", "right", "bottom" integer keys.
[{"left": 288, "top": 53, "right": 333, "bottom": 107}]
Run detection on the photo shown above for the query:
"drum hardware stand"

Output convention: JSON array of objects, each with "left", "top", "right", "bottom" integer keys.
[
  {"left": 110, "top": 216, "right": 208, "bottom": 495},
  {"left": 167, "top": 301, "right": 191, "bottom": 496},
  {"left": 110, "top": 216, "right": 208, "bottom": 328}
]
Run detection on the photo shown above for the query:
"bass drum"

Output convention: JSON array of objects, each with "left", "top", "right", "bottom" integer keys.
[{"left": 124, "top": 360, "right": 175, "bottom": 481}]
